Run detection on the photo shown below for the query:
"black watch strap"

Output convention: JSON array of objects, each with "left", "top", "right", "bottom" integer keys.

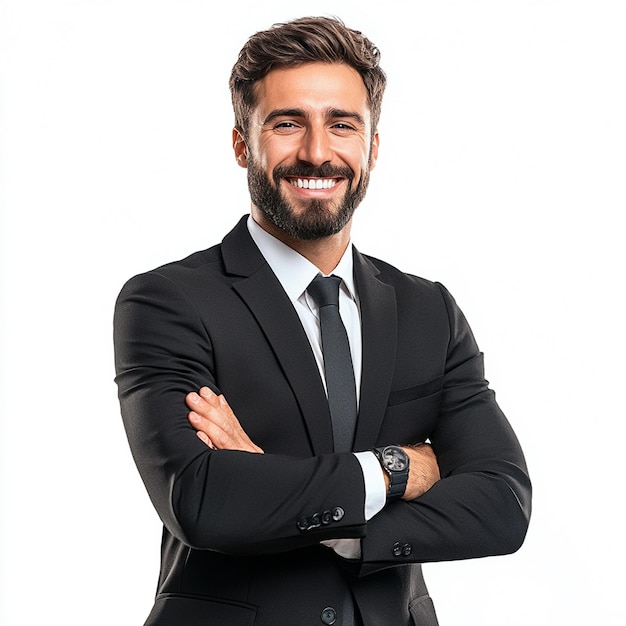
[{"left": 373, "top": 446, "right": 409, "bottom": 501}]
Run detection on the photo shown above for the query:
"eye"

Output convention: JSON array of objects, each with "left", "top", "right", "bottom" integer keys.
[
  {"left": 331, "top": 122, "right": 357, "bottom": 133},
  {"left": 273, "top": 121, "right": 302, "bottom": 132}
]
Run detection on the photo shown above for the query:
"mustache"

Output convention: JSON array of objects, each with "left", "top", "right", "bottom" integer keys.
[{"left": 273, "top": 163, "right": 354, "bottom": 181}]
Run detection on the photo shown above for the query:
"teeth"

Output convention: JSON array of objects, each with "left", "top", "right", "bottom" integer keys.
[{"left": 291, "top": 178, "right": 337, "bottom": 189}]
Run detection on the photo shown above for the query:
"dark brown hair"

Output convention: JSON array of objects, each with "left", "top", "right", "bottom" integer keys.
[{"left": 229, "top": 16, "right": 386, "bottom": 138}]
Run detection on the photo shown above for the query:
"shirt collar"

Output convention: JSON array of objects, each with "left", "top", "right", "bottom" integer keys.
[{"left": 247, "top": 215, "right": 357, "bottom": 302}]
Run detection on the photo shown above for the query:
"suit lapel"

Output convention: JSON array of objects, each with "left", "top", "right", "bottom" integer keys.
[
  {"left": 352, "top": 249, "right": 398, "bottom": 450},
  {"left": 222, "top": 218, "right": 334, "bottom": 455},
  {"left": 220, "top": 218, "right": 399, "bottom": 454}
]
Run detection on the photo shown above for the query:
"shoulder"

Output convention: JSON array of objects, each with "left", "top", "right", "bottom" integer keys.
[
  {"left": 117, "top": 216, "right": 262, "bottom": 298},
  {"left": 357, "top": 251, "right": 449, "bottom": 300},
  {"left": 155, "top": 237, "right": 226, "bottom": 275},
  {"left": 115, "top": 241, "right": 229, "bottom": 309},
  {"left": 357, "top": 251, "right": 476, "bottom": 348},
  {"left": 355, "top": 250, "right": 466, "bottom": 330}
]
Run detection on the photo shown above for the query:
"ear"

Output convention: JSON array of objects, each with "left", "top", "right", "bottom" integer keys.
[
  {"left": 369, "top": 131, "right": 380, "bottom": 170},
  {"left": 232, "top": 128, "right": 249, "bottom": 168}
]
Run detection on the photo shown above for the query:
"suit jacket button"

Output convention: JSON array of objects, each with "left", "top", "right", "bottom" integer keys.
[
  {"left": 321, "top": 510, "right": 333, "bottom": 525},
  {"left": 402, "top": 543, "right": 413, "bottom": 556},
  {"left": 332, "top": 507, "right": 344, "bottom": 521},
  {"left": 297, "top": 517, "right": 309, "bottom": 531},
  {"left": 321, "top": 607, "right": 337, "bottom": 625},
  {"left": 310, "top": 513, "right": 321, "bottom": 528},
  {"left": 392, "top": 542, "right": 403, "bottom": 557}
]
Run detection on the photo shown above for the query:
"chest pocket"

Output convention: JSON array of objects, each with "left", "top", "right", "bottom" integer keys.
[
  {"left": 377, "top": 376, "right": 444, "bottom": 445},
  {"left": 387, "top": 375, "right": 443, "bottom": 406}
]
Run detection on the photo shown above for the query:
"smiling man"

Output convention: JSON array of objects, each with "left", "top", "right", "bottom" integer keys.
[
  {"left": 114, "top": 16, "right": 531, "bottom": 626},
  {"left": 240, "top": 62, "right": 376, "bottom": 250}
]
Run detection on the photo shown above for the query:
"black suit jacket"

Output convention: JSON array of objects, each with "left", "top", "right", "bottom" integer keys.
[{"left": 114, "top": 216, "right": 531, "bottom": 625}]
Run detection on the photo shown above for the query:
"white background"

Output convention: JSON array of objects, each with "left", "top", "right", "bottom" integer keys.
[{"left": 1, "top": 1, "right": 624, "bottom": 624}]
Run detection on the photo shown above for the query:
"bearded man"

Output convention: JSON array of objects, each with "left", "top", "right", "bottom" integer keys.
[{"left": 114, "top": 16, "right": 531, "bottom": 626}]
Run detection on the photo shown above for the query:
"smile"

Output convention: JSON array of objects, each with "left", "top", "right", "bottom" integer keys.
[{"left": 288, "top": 178, "right": 339, "bottom": 190}]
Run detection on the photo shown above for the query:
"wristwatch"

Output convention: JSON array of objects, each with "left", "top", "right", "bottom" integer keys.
[{"left": 373, "top": 445, "right": 410, "bottom": 501}]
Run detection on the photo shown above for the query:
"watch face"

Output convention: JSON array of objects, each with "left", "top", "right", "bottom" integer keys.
[{"left": 382, "top": 447, "right": 408, "bottom": 471}]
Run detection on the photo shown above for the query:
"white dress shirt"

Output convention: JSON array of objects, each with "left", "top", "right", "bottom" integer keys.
[{"left": 247, "top": 216, "right": 386, "bottom": 558}]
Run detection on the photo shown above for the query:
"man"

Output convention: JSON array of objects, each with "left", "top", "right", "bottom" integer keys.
[{"left": 114, "top": 16, "right": 531, "bottom": 626}]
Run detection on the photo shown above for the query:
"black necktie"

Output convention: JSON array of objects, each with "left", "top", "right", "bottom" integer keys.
[{"left": 307, "top": 274, "right": 358, "bottom": 453}]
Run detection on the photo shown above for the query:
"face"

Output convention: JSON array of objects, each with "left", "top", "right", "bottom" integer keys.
[{"left": 234, "top": 62, "right": 379, "bottom": 240}]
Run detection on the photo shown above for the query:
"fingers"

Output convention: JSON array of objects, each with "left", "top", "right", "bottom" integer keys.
[
  {"left": 186, "top": 387, "right": 263, "bottom": 454},
  {"left": 196, "top": 430, "right": 216, "bottom": 449}
]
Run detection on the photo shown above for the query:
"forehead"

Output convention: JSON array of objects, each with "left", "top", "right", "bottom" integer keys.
[{"left": 253, "top": 62, "right": 370, "bottom": 119}]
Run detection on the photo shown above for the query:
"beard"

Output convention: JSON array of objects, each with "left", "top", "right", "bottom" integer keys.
[{"left": 246, "top": 157, "right": 371, "bottom": 240}]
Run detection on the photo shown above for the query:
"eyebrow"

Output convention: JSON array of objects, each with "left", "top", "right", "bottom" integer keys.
[{"left": 263, "top": 107, "right": 366, "bottom": 127}]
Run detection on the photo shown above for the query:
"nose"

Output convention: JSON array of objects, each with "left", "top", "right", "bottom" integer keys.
[{"left": 297, "top": 124, "right": 333, "bottom": 166}]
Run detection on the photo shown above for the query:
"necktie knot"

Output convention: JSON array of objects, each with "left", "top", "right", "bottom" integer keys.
[{"left": 308, "top": 274, "right": 342, "bottom": 309}]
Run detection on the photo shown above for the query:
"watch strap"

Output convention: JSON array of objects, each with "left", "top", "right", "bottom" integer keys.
[{"left": 373, "top": 446, "right": 409, "bottom": 502}]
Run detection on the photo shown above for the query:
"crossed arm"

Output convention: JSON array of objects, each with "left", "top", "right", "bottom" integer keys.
[
  {"left": 115, "top": 271, "right": 530, "bottom": 563},
  {"left": 186, "top": 386, "right": 441, "bottom": 502}
]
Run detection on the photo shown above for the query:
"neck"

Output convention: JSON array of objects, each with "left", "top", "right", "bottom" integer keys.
[{"left": 251, "top": 208, "right": 352, "bottom": 275}]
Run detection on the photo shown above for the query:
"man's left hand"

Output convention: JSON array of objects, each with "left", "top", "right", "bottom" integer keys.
[{"left": 186, "top": 387, "right": 264, "bottom": 454}]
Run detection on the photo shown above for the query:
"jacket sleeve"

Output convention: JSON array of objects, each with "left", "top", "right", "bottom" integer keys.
[
  {"left": 113, "top": 271, "right": 367, "bottom": 555},
  {"left": 358, "top": 283, "right": 531, "bottom": 575}
]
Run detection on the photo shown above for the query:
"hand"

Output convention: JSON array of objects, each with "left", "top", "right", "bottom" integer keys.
[
  {"left": 186, "top": 387, "right": 264, "bottom": 454},
  {"left": 402, "top": 443, "right": 440, "bottom": 500}
]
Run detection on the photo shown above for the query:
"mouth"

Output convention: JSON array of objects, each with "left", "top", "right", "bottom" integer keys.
[{"left": 285, "top": 177, "right": 342, "bottom": 190}]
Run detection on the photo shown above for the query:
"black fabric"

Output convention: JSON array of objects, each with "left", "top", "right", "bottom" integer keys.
[
  {"left": 308, "top": 274, "right": 359, "bottom": 625},
  {"left": 308, "top": 274, "right": 358, "bottom": 453},
  {"left": 113, "top": 215, "right": 531, "bottom": 626}
]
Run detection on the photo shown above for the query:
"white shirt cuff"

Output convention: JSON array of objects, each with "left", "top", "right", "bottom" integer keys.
[
  {"left": 320, "top": 452, "right": 387, "bottom": 560},
  {"left": 354, "top": 450, "right": 386, "bottom": 520}
]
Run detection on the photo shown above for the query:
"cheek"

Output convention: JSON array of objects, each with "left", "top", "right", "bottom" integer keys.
[
  {"left": 352, "top": 157, "right": 371, "bottom": 184},
  {"left": 344, "top": 142, "right": 372, "bottom": 175},
  {"left": 259, "top": 136, "right": 299, "bottom": 165}
]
